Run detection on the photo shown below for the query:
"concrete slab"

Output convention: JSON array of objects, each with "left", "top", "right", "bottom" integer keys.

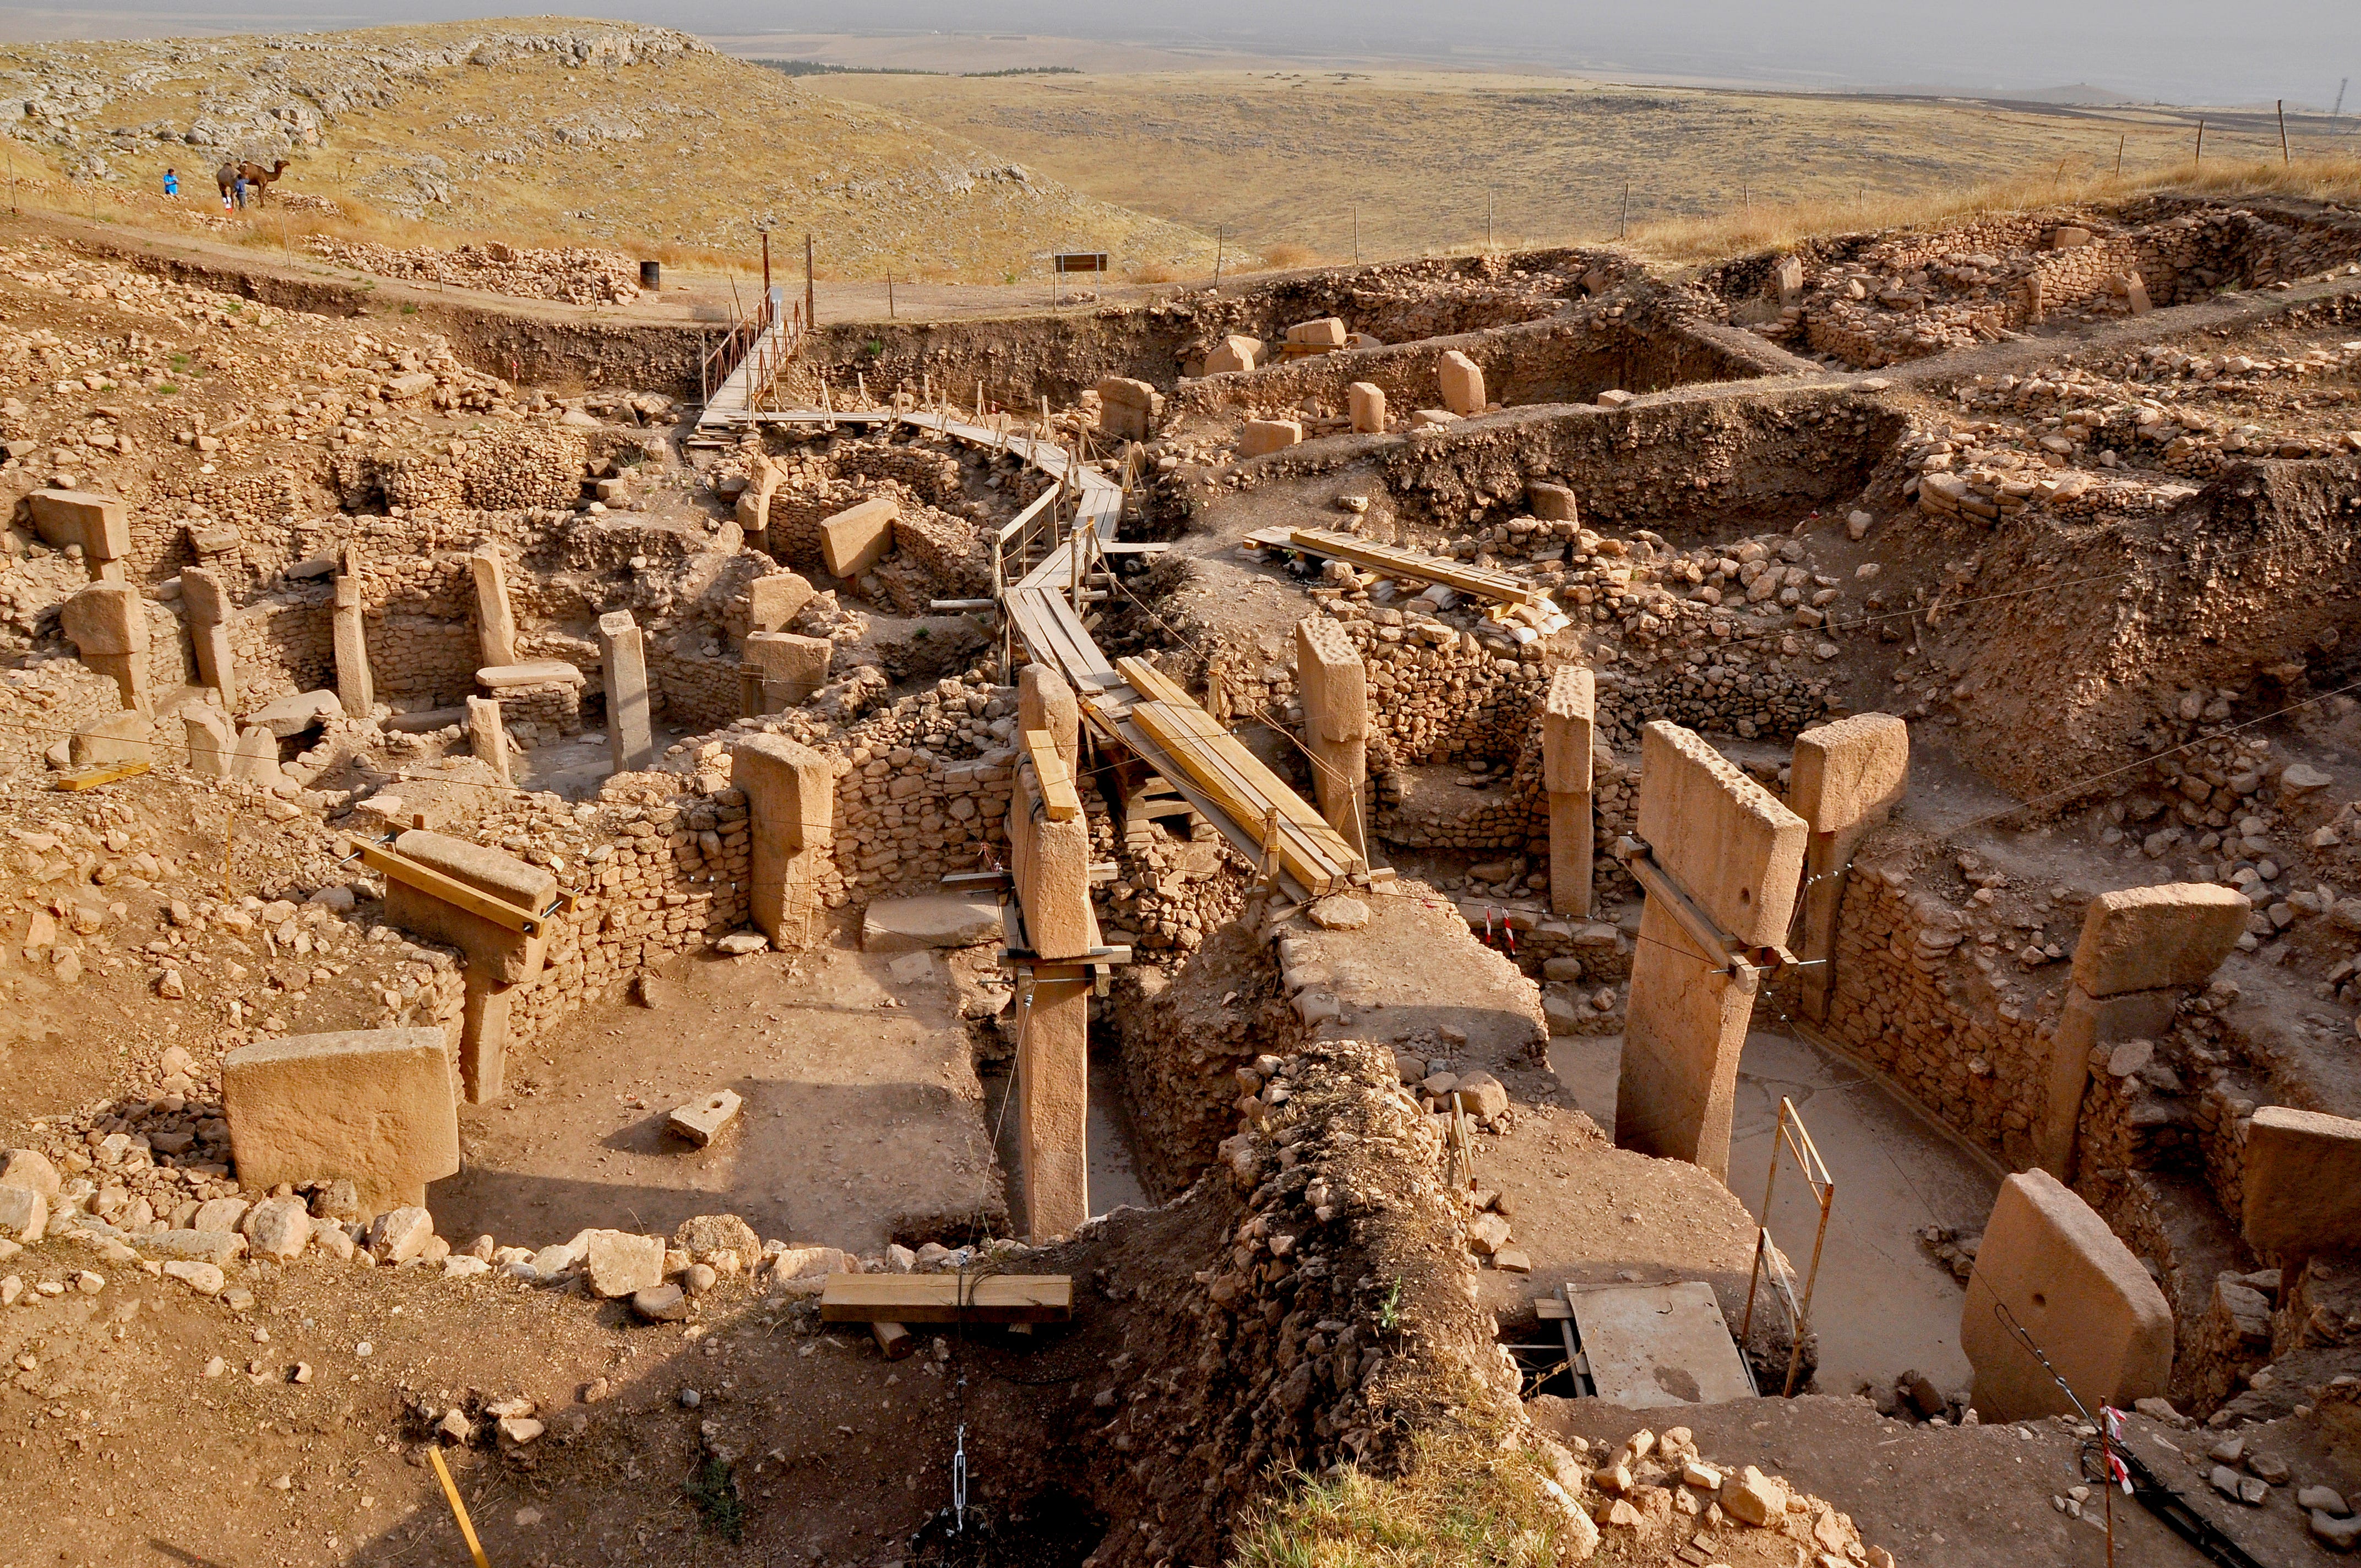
[{"left": 1571, "top": 1280, "right": 1757, "bottom": 1409}]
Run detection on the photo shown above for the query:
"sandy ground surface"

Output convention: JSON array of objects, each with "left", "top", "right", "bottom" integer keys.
[
  {"left": 430, "top": 937, "right": 1007, "bottom": 1258},
  {"left": 0, "top": 1232, "right": 1004, "bottom": 1568},
  {"left": 1532, "top": 1392, "right": 2336, "bottom": 1568},
  {"left": 1551, "top": 1023, "right": 1999, "bottom": 1400}
]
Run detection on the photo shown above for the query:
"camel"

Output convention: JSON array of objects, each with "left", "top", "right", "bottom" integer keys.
[{"left": 214, "top": 159, "right": 290, "bottom": 204}]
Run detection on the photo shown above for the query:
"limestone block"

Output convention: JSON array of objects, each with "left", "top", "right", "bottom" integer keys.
[
  {"left": 1016, "top": 973, "right": 1089, "bottom": 1237},
  {"left": 1438, "top": 351, "right": 1486, "bottom": 416},
  {"left": 179, "top": 566, "right": 231, "bottom": 626},
  {"left": 383, "top": 830, "right": 553, "bottom": 985},
  {"left": 222, "top": 1028, "right": 460, "bottom": 1215},
  {"left": 0, "top": 1185, "right": 45, "bottom": 1242},
  {"left": 70, "top": 709, "right": 153, "bottom": 768},
  {"left": 595, "top": 609, "right": 655, "bottom": 775},
  {"left": 1541, "top": 665, "right": 1596, "bottom": 796},
  {"left": 2034, "top": 981, "right": 2182, "bottom": 1177},
  {"left": 667, "top": 1090, "right": 742, "bottom": 1148},
  {"left": 1527, "top": 482, "right": 1580, "bottom": 522},
  {"left": 0, "top": 1150, "right": 59, "bottom": 1195},
  {"left": 466, "top": 696, "right": 512, "bottom": 788},
  {"left": 1772, "top": 255, "right": 1805, "bottom": 306},
  {"left": 2070, "top": 883, "right": 2250, "bottom": 998},
  {"left": 745, "top": 571, "right": 815, "bottom": 633},
  {"left": 61, "top": 581, "right": 146, "bottom": 658},
  {"left": 476, "top": 660, "right": 584, "bottom": 690},
  {"left": 1203, "top": 335, "right": 1261, "bottom": 374},
  {"left": 248, "top": 689, "right": 341, "bottom": 738},
  {"left": 1240, "top": 419, "right": 1303, "bottom": 458},
  {"left": 230, "top": 726, "right": 282, "bottom": 787},
  {"left": 1094, "top": 377, "right": 1161, "bottom": 440},
  {"left": 1789, "top": 714, "right": 1910, "bottom": 835},
  {"left": 744, "top": 632, "right": 831, "bottom": 704},
  {"left": 184, "top": 706, "right": 235, "bottom": 777},
  {"left": 820, "top": 496, "right": 898, "bottom": 579},
  {"left": 1019, "top": 662, "right": 1080, "bottom": 772},
  {"left": 1961, "top": 1170, "right": 2172, "bottom": 1420},
  {"left": 469, "top": 548, "right": 518, "bottom": 667},
  {"left": 1011, "top": 770, "right": 1094, "bottom": 960},
  {"left": 731, "top": 734, "right": 833, "bottom": 947},
  {"left": 580, "top": 1229, "right": 663, "bottom": 1298},
  {"left": 333, "top": 567, "right": 373, "bottom": 719},
  {"left": 1286, "top": 317, "right": 1348, "bottom": 348},
  {"left": 2243, "top": 1107, "right": 2361, "bottom": 1262},
  {"left": 862, "top": 892, "right": 1002, "bottom": 952},
  {"left": 1347, "top": 382, "right": 1386, "bottom": 434},
  {"left": 1633, "top": 721, "right": 1804, "bottom": 947},
  {"left": 29, "top": 488, "right": 128, "bottom": 564},
  {"left": 1295, "top": 618, "right": 1367, "bottom": 744}
]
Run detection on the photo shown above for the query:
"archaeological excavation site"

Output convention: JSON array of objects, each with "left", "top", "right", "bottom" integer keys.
[{"left": 10, "top": 142, "right": 2361, "bottom": 1568}]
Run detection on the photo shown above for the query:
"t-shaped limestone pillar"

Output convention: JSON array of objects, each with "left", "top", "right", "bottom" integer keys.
[
  {"left": 29, "top": 489, "right": 129, "bottom": 582},
  {"left": 2033, "top": 883, "right": 2249, "bottom": 1178},
  {"left": 596, "top": 609, "right": 655, "bottom": 775},
  {"left": 466, "top": 696, "right": 512, "bottom": 788},
  {"left": 61, "top": 580, "right": 150, "bottom": 714},
  {"left": 179, "top": 565, "right": 238, "bottom": 711},
  {"left": 1541, "top": 663, "right": 1596, "bottom": 919},
  {"left": 1294, "top": 618, "right": 1369, "bottom": 857},
  {"left": 1009, "top": 699, "right": 1095, "bottom": 1241},
  {"left": 729, "top": 735, "right": 833, "bottom": 949},
  {"left": 743, "top": 631, "right": 832, "bottom": 712},
  {"left": 1347, "top": 382, "right": 1387, "bottom": 434},
  {"left": 1960, "top": 1169, "right": 2172, "bottom": 1421},
  {"left": 332, "top": 552, "right": 373, "bottom": 720},
  {"left": 381, "top": 830, "right": 555, "bottom": 1103},
  {"left": 1615, "top": 721, "right": 1807, "bottom": 1183},
  {"left": 1787, "top": 712, "right": 1909, "bottom": 1022},
  {"left": 469, "top": 548, "right": 518, "bottom": 668},
  {"left": 1019, "top": 662, "right": 1080, "bottom": 776},
  {"left": 223, "top": 1027, "right": 460, "bottom": 1214}
]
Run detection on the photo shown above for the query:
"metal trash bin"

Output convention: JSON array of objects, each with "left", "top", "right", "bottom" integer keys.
[{"left": 638, "top": 260, "right": 661, "bottom": 291}]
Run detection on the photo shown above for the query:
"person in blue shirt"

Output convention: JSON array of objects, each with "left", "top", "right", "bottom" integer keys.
[
  {"left": 232, "top": 173, "right": 248, "bottom": 211},
  {"left": 162, "top": 167, "right": 178, "bottom": 197}
]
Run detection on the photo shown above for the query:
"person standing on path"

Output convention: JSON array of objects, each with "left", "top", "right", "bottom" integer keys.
[{"left": 162, "top": 167, "right": 178, "bottom": 198}]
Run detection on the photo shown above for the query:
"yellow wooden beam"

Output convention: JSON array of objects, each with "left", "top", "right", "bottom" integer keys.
[
  {"left": 820, "top": 1272, "right": 1073, "bottom": 1325},
  {"left": 1023, "top": 727, "right": 1082, "bottom": 821},
  {"left": 52, "top": 759, "right": 151, "bottom": 792},
  {"left": 360, "top": 842, "right": 550, "bottom": 937}
]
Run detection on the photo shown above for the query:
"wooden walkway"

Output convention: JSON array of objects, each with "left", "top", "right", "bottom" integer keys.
[{"left": 748, "top": 402, "right": 1369, "bottom": 899}]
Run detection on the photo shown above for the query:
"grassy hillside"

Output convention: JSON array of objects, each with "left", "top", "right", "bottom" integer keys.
[
  {"left": 811, "top": 67, "right": 2326, "bottom": 263},
  {"left": 0, "top": 19, "right": 1215, "bottom": 281}
]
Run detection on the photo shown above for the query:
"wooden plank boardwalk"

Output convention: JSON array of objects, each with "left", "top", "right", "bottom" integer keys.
[{"left": 742, "top": 404, "right": 1370, "bottom": 900}]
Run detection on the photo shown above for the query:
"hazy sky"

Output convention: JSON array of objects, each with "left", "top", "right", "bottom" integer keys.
[{"left": 9, "top": 0, "right": 2359, "bottom": 106}]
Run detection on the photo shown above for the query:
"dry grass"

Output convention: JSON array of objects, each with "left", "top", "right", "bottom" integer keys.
[
  {"left": 814, "top": 68, "right": 2345, "bottom": 266},
  {"left": 1625, "top": 152, "right": 2361, "bottom": 262},
  {"left": 1228, "top": 1418, "right": 1579, "bottom": 1568},
  {"left": 1253, "top": 241, "right": 1325, "bottom": 271},
  {"left": 2, "top": 21, "right": 1215, "bottom": 281}
]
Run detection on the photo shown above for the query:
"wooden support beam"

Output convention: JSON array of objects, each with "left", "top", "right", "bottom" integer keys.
[
  {"left": 361, "top": 842, "right": 557, "bottom": 938},
  {"left": 820, "top": 1273, "right": 1073, "bottom": 1325},
  {"left": 1024, "top": 727, "right": 1083, "bottom": 821},
  {"left": 52, "top": 759, "right": 151, "bottom": 791}
]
